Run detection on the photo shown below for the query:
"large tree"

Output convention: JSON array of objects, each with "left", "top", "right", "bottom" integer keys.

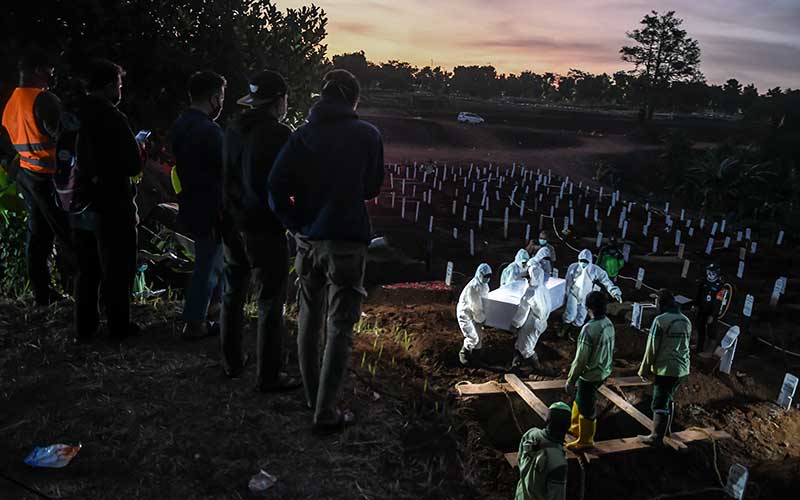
[
  {"left": 1, "top": 1, "right": 328, "bottom": 128},
  {"left": 620, "top": 10, "right": 702, "bottom": 120}
]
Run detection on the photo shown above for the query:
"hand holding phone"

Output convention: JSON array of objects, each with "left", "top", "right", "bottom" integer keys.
[{"left": 135, "top": 130, "right": 152, "bottom": 143}]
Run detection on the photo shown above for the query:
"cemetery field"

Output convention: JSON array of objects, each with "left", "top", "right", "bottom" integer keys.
[{"left": 2, "top": 103, "right": 799, "bottom": 499}]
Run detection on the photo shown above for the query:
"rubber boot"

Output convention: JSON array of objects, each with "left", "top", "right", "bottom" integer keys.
[
  {"left": 511, "top": 350, "right": 523, "bottom": 369},
  {"left": 459, "top": 348, "right": 470, "bottom": 366},
  {"left": 638, "top": 410, "right": 668, "bottom": 446},
  {"left": 566, "top": 416, "right": 596, "bottom": 450},
  {"left": 529, "top": 352, "right": 542, "bottom": 371},
  {"left": 665, "top": 401, "right": 675, "bottom": 437},
  {"left": 567, "top": 401, "right": 580, "bottom": 436}
]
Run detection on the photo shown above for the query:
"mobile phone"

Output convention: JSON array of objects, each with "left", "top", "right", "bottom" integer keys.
[{"left": 135, "top": 130, "right": 152, "bottom": 143}]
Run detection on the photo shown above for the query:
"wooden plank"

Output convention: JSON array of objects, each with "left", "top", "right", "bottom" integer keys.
[
  {"left": 597, "top": 385, "right": 652, "bottom": 430},
  {"left": 503, "top": 428, "right": 730, "bottom": 467},
  {"left": 504, "top": 374, "right": 551, "bottom": 420},
  {"left": 456, "top": 376, "right": 650, "bottom": 396},
  {"left": 597, "top": 385, "right": 687, "bottom": 451}
]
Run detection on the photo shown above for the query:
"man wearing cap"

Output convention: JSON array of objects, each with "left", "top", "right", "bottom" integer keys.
[
  {"left": 220, "top": 70, "right": 300, "bottom": 391},
  {"left": 515, "top": 401, "right": 571, "bottom": 500},
  {"left": 269, "top": 69, "right": 384, "bottom": 432},
  {"left": 169, "top": 71, "right": 227, "bottom": 340}
]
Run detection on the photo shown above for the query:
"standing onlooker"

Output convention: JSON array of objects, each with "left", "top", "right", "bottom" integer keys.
[
  {"left": 220, "top": 70, "right": 299, "bottom": 390},
  {"left": 1, "top": 48, "right": 72, "bottom": 306},
  {"left": 169, "top": 71, "right": 226, "bottom": 340},
  {"left": 564, "top": 291, "right": 615, "bottom": 450},
  {"left": 70, "top": 59, "right": 142, "bottom": 342},
  {"left": 638, "top": 289, "right": 691, "bottom": 446},
  {"left": 269, "top": 69, "right": 384, "bottom": 432}
]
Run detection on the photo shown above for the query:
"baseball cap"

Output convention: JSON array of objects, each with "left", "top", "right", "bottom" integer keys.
[{"left": 237, "top": 70, "right": 288, "bottom": 107}]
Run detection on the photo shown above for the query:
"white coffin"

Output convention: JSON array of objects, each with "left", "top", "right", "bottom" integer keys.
[{"left": 483, "top": 278, "right": 566, "bottom": 331}]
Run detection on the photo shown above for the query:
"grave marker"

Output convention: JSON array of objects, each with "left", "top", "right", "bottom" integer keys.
[
  {"left": 678, "top": 243, "right": 685, "bottom": 259},
  {"left": 652, "top": 236, "right": 659, "bottom": 254},
  {"left": 631, "top": 303, "right": 643, "bottom": 330},
  {"left": 777, "top": 230, "right": 784, "bottom": 246},
  {"left": 743, "top": 295, "right": 754, "bottom": 317},
  {"left": 737, "top": 261, "right": 745, "bottom": 279},
  {"left": 681, "top": 260, "right": 690, "bottom": 278},
  {"left": 636, "top": 267, "right": 645, "bottom": 290},
  {"left": 445, "top": 262, "right": 454, "bottom": 286},
  {"left": 777, "top": 374, "right": 798, "bottom": 410}
]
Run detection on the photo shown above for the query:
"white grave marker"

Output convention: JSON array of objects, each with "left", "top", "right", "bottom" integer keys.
[
  {"left": 705, "top": 237, "right": 714, "bottom": 255},
  {"left": 681, "top": 260, "right": 690, "bottom": 278},
  {"left": 636, "top": 267, "right": 645, "bottom": 290},
  {"left": 777, "top": 373, "right": 798, "bottom": 410},
  {"left": 724, "top": 464, "right": 748, "bottom": 500},
  {"left": 445, "top": 262, "right": 454, "bottom": 286},
  {"left": 737, "top": 261, "right": 745, "bottom": 279},
  {"left": 777, "top": 230, "right": 784, "bottom": 246},
  {"left": 652, "top": 236, "right": 659, "bottom": 254},
  {"left": 631, "top": 303, "right": 643, "bottom": 330},
  {"left": 743, "top": 294, "right": 754, "bottom": 317},
  {"left": 596, "top": 232, "right": 604, "bottom": 248}
]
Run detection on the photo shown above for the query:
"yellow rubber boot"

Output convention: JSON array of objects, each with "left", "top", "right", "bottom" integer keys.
[
  {"left": 566, "top": 416, "right": 597, "bottom": 450},
  {"left": 567, "top": 401, "right": 580, "bottom": 436}
]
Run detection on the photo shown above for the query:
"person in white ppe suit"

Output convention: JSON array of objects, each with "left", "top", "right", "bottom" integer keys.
[
  {"left": 561, "top": 249, "right": 622, "bottom": 339},
  {"left": 531, "top": 246, "right": 554, "bottom": 278},
  {"left": 500, "top": 249, "right": 530, "bottom": 286},
  {"left": 510, "top": 262, "right": 552, "bottom": 370},
  {"left": 457, "top": 263, "right": 492, "bottom": 365}
]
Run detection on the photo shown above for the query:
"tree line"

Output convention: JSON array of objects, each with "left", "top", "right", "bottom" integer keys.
[{"left": 335, "top": 50, "right": 796, "bottom": 119}]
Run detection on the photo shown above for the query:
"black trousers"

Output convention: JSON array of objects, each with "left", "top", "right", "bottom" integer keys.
[
  {"left": 16, "top": 168, "right": 73, "bottom": 303},
  {"left": 694, "top": 310, "right": 717, "bottom": 352},
  {"left": 220, "top": 229, "right": 288, "bottom": 388},
  {"left": 72, "top": 211, "right": 137, "bottom": 339}
]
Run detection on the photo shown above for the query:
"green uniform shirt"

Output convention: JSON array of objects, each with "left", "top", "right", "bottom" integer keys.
[
  {"left": 567, "top": 316, "right": 615, "bottom": 384},
  {"left": 515, "top": 427, "right": 567, "bottom": 500},
  {"left": 639, "top": 310, "right": 692, "bottom": 378}
]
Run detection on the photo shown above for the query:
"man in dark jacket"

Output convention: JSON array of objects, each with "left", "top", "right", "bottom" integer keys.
[
  {"left": 71, "top": 59, "right": 142, "bottom": 342},
  {"left": 169, "top": 71, "right": 226, "bottom": 339},
  {"left": 220, "top": 70, "right": 299, "bottom": 391},
  {"left": 269, "top": 69, "right": 384, "bottom": 432}
]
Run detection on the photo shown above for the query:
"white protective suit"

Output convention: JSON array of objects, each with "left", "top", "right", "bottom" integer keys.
[
  {"left": 457, "top": 263, "right": 492, "bottom": 352},
  {"left": 511, "top": 263, "right": 552, "bottom": 359},
  {"left": 531, "top": 246, "right": 554, "bottom": 278},
  {"left": 563, "top": 249, "right": 622, "bottom": 327},
  {"left": 500, "top": 249, "right": 530, "bottom": 286}
]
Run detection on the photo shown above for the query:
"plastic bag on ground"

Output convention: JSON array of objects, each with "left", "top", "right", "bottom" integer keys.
[
  {"left": 248, "top": 470, "right": 277, "bottom": 496},
  {"left": 24, "top": 444, "right": 81, "bottom": 468}
]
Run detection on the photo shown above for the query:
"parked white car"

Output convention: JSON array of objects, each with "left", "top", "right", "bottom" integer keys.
[{"left": 457, "top": 112, "right": 484, "bottom": 124}]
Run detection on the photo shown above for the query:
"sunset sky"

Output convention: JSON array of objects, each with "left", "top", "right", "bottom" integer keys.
[{"left": 277, "top": 0, "right": 800, "bottom": 91}]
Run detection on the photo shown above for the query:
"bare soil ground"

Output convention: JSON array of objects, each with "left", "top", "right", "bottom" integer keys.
[{"left": 2, "top": 101, "right": 797, "bottom": 500}]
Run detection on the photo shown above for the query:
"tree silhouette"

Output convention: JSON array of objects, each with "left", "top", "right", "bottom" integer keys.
[{"left": 621, "top": 10, "right": 702, "bottom": 120}]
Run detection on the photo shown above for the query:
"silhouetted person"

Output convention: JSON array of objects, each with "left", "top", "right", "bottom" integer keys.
[
  {"left": 1, "top": 48, "right": 72, "bottom": 305},
  {"left": 70, "top": 59, "right": 143, "bottom": 343},
  {"left": 169, "top": 71, "right": 226, "bottom": 340},
  {"left": 269, "top": 69, "right": 384, "bottom": 432},
  {"left": 220, "top": 70, "right": 300, "bottom": 391}
]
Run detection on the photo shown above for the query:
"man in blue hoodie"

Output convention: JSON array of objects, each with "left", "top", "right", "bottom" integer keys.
[{"left": 269, "top": 69, "right": 384, "bottom": 433}]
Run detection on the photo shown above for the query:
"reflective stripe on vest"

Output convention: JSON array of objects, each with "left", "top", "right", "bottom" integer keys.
[{"left": 1, "top": 88, "right": 56, "bottom": 174}]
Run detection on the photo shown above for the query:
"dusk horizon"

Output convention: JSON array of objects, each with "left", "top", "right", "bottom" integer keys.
[{"left": 278, "top": 0, "right": 800, "bottom": 92}]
